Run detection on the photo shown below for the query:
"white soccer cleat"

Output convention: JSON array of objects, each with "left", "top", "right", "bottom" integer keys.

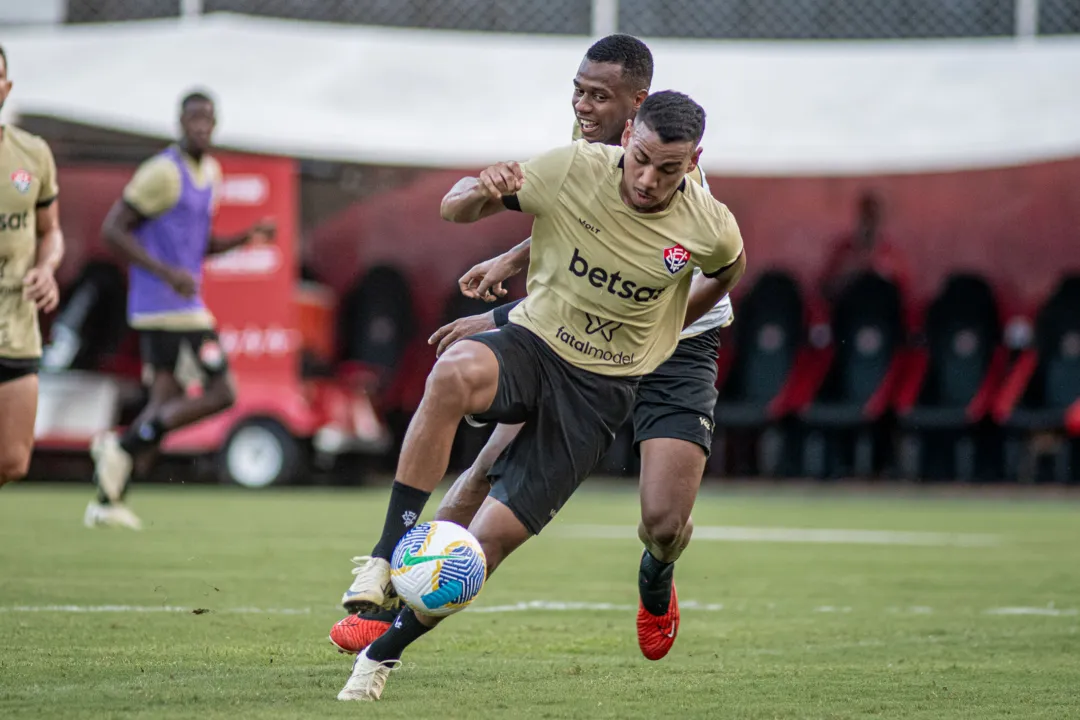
[
  {"left": 90, "top": 431, "right": 133, "bottom": 503},
  {"left": 341, "top": 556, "right": 396, "bottom": 614},
  {"left": 336, "top": 648, "right": 400, "bottom": 702},
  {"left": 83, "top": 501, "right": 143, "bottom": 530}
]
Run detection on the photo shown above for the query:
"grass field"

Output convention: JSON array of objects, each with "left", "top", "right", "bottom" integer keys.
[{"left": 1, "top": 482, "right": 1079, "bottom": 719}]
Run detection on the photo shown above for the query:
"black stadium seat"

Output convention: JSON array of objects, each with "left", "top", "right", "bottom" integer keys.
[
  {"left": 895, "top": 274, "right": 1008, "bottom": 481},
  {"left": 337, "top": 264, "right": 417, "bottom": 384},
  {"left": 994, "top": 275, "right": 1080, "bottom": 482},
  {"left": 712, "top": 271, "right": 806, "bottom": 476},
  {"left": 799, "top": 272, "right": 907, "bottom": 478}
]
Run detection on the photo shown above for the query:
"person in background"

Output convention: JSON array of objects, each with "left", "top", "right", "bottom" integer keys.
[
  {"left": 819, "top": 191, "right": 912, "bottom": 320},
  {"left": 87, "top": 90, "right": 273, "bottom": 529}
]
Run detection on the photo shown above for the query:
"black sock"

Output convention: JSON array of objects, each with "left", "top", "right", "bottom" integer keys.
[
  {"left": 361, "top": 608, "right": 399, "bottom": 623},
  {"left": 371, "top": 481, "right": 431, "bottom": 560},
  {"left": 365, "top": 607, "right": 432, "bottom": 662},
  {"left": 120, "top": 417, "right": 166, "bottom": 455},
  {"left": 639, "top": 549, "right": 675, "bottom": 616},
  {"left": 94, "top": 470, "right": 140, "bottom": 505},
  {"left": 94, "top": 478, "right": 111, "bottom": 506}
]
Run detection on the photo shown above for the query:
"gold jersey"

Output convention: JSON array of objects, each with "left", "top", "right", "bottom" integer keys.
[
  {"left": 508, "top": 140, "right": 743, "bottom": 377},
  {"left": 0, "top": 125, "right": 59, "bottom": 360}
]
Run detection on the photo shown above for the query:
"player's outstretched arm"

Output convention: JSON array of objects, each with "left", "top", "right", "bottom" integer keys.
[
  {"left": 207, "top": 217, "right": 276, "bottom": 255},
  {"left": 683, "top": 250, "right": 746, "bottom": 329},
  {"left": 460, "top": 237, "right": 532, "bottom": 301},
  {"left": 440, "top": 162, "right": 525, "bottom": 224}
]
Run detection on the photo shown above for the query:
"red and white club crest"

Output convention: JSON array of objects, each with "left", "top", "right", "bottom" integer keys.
[
  {"left": 10, "top": 169, "right": 32, "bottom": 195},
  {"left": 663, "top": 244, "right": 691, "bottom": 274}
]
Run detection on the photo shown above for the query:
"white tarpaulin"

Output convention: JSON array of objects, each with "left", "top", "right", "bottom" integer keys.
[{"left": 2, "top": 13, "right": 1079, "bottom": 175}]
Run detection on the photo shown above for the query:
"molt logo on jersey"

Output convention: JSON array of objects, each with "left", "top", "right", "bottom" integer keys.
[
  {"left": 10, "top": 170, "right": 32, "bottom": 195},
  {"left": 663, "top": 244, "right": 691, "bottom": 274}
]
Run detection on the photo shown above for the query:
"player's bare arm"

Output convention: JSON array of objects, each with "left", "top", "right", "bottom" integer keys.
[
  {"left": 440, "top": 162, "right": 525, "bottom": 223},
  {"left": 460, "top": 236, "right": 532, "bottom": 301},
  {"left": 22, "top": 200, "right": 64, "bottom": 313},
  {"left": 102, "top": 201, "right": 196, "bottom": 298},
  {"left": 683, "top": 250, "right": 745, "bottom": 329},
  {"left": 206, "top": 217, "right": 276, "bottom": 255}
]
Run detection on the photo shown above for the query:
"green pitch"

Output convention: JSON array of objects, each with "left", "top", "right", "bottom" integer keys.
[{"left": 1, "top": 483, "right": 1078, "bottom": 719}]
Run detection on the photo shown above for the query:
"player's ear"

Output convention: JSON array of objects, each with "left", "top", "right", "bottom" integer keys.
[
  {"left": 632, "top": 89, "right": 648, "bottom": 111},
  {"left": 687, "top": 146, "right": 703, "bottom": 174},
  {"left": 621, "top": 120, "right": 633, "bottom": 148}
]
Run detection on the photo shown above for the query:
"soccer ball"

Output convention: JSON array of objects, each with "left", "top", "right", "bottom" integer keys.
[{"left": 390, "top": 521, "right": 487, "bottom": 617}]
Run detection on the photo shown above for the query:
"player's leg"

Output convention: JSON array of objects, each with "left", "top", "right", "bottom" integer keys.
[
  {"left": 338, "top": 496, "right": 532, "bottom": 701},
  {"left": 638, "top": 437, "right": 705, "bottom": 562},
  {"left": 86, "top": 369, "right": 182, "bottom": 529},
  {"left": 118, "top": 332, "right": 235, "bottom": 476},
  {"left": 435, "top": 422, "right": 523, "bottom": 525},
  {"left": 0, "top": 371, "right": 39, "bottom": 487},
  {"left": 631, "top": 329, "right": 720, "bottom": 661},
  {"left": 342, "top": 337, "right": 502, "bottom": 614},
  {"left": 92, "top": 330, "right": 181, "bottom": 505},
  {"left": 337, "top": 328, "right": 635, "bottom": 701},
  {"left": 635, "top": 436, "right": 705, "bottom": 660},
  {"left": 330, "top": 421, "right": 524, "bottom": 655}
]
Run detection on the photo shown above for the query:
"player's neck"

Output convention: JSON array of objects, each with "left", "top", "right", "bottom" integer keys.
[{"left": 178, "top": 139, "right": 204, "bottom": 162}]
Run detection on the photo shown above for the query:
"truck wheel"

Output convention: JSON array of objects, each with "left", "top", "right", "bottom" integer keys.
[{"left": 217, "top": 419, "right": 301, "bottom": 489}]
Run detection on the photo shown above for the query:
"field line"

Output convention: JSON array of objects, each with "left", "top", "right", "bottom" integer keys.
[{"left": 0, "top": 605, "right": 311, "bottom": 615}]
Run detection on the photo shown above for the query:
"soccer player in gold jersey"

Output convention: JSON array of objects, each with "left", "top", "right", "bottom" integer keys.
[
  {"left": 331, "top": 34, "right": 739, "bottom": 665},
  {"left": 334, "top": 88, "right": 744, "bottom": 702},
  {"left": 0, "top": 45, "right": 65, "bottom": 489}
]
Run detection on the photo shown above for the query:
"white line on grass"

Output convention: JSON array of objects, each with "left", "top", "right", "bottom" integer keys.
[
  {"left": 984, "top": 607, "right": 1079, "bottom": 617},
  {"left": 0, "top": 605, "right": 311, "bottom": 615},
  {"left": 555, "top": 524, "right": 1001, "bottom": 547}
]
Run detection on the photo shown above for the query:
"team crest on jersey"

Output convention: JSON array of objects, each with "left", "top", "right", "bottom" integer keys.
[
  {"left": 663, "top": 244, "right": 691, "bottom": 274},
  {"left": 10, "top": 170, "right": 32, "bottom": 195}
]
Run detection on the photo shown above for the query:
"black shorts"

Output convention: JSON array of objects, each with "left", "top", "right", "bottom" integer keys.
[
  {"left": 0, "top": 356, "right": 39, "bottom": 385},
  {"left": 139, "top": 329, "right": 229, "bottom": 386},
  {"left": 632, "top": 327, "right": 721, "bottom": 456},
  {"left": 468, "top": 323, "right": 638, "bottom": 535}
]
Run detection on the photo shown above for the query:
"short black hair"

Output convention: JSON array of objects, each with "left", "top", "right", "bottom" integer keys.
[
  {"left": 181, "top": 90, "right": 215, "bottom": 113},
  {"left": 585, "top": 34, "right": 653, "bottom": 91},
  {"left": 635, "top": 91, "right": 706, "bottom": 145}
]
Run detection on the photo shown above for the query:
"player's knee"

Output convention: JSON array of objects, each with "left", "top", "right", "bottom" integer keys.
[
  {"left": 475, "top": 535, "right": 509, "bottom": 576},
  {"left": 207, "top": 375, "right": 237, "bottom": 412},
  {"left": 640, "top": 507, "right": 688, "bottom": 550},
  {"left": 426, "top": 347, "right": 494, "bottom": 413},
  {"left": 0, "top": 453, "right": 31, "bottom": 484}
]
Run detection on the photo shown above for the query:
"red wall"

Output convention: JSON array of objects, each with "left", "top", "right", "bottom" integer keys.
[
  {"left": 57, "top": 156, "right": 1080, "bottom": 334},
  {"left": 308, "top": 156, "right": 1080, "bottom": 328}
]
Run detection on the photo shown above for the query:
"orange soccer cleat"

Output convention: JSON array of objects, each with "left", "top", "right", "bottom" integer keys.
[
  {"left": 329, "top": 612, "right": 394, "bottom": 655},
  {"left": 636, "top": 583, "right": 680, "bottom": 661}
]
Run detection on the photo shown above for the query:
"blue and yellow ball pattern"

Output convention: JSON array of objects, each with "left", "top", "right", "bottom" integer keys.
[{"left": 390, "top": 521, "right": 488, "bottom": 617}]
